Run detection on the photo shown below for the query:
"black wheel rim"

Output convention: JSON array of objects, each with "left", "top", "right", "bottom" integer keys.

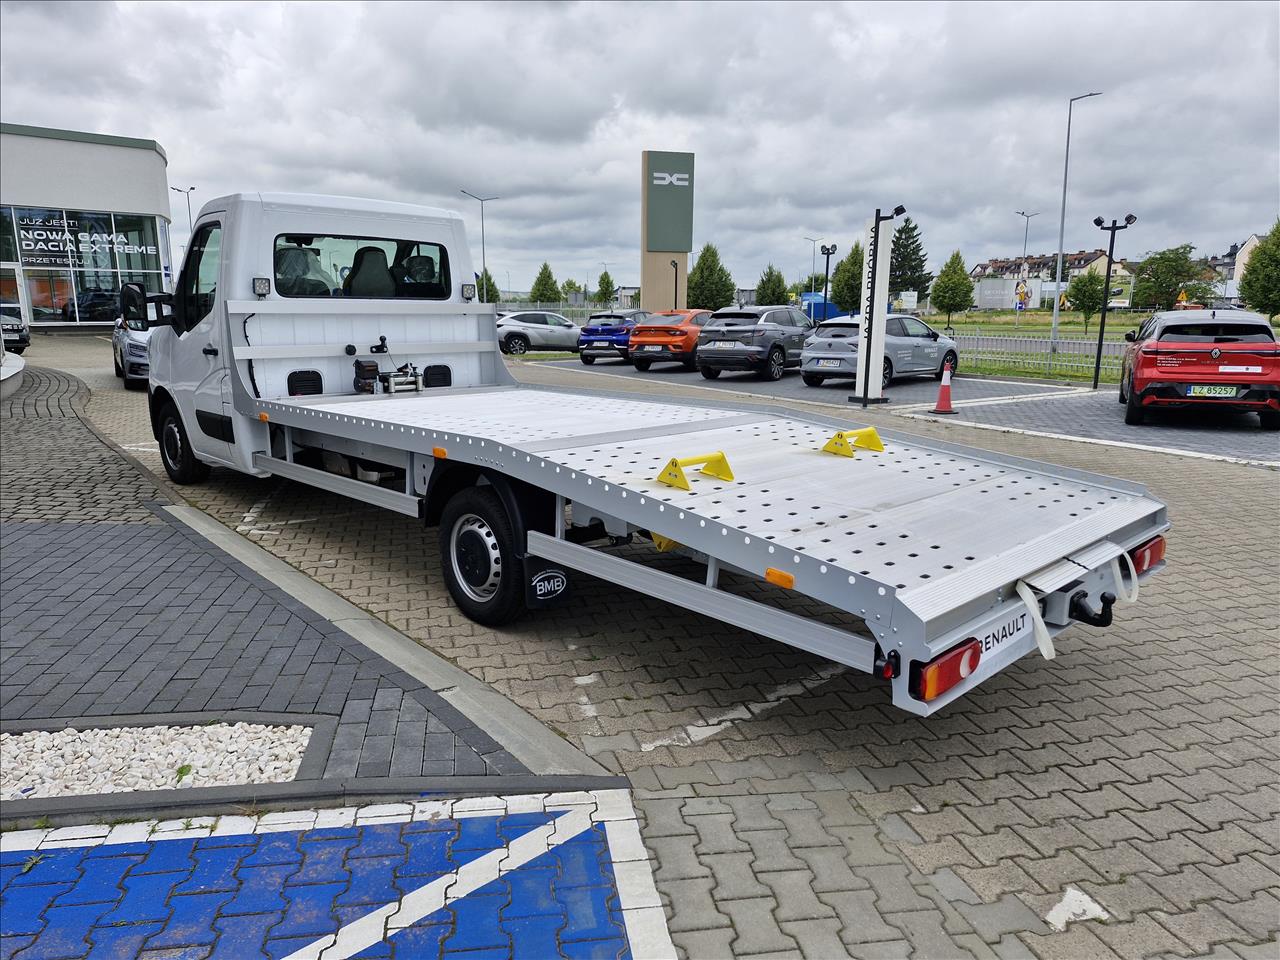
[{"left": 162, "top": 419, "right": 182, "bottom": 470}]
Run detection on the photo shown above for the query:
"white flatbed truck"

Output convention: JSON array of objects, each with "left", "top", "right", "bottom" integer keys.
[{"left": 128, "top": 193, "right": 1169, "bottom": 716}]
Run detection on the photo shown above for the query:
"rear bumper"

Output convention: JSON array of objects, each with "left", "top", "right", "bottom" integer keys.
[
  {"left": 698, "top": 348, "right": 767, "bottom": 371},
  {"left": 2, "top": 331, "right": 29, "bottom": 350},
  {"left": 630, "top": 345, "right": 694, "bottom": 362},
  {"left": 1136, "top": 381, "right": 1280, "bottom": 411},
  {"left": 802, "top": 354, "right": 859, "bottom": 377},
  {"left": 579, "top": 338, "right": 629, "bottom": 357}
]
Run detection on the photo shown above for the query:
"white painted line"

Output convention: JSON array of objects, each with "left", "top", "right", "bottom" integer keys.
[
  {"left": 606, "top": 813, "right": 677, "bottom": 960},
  {"left": 898, "top": 412, "right": 1280, "bottom": 469},
  {"left": 638, "top": 662, "right": 848, "bottom": 752},
  {"left": 1045, "top": 886, "right": 1109, "bottom": 931},
  {"left": 284, "top": 805, "right": 595, "bottom": 960},
  {"left": 892, "top": 387, "right": 1093, "bottom": 413}
]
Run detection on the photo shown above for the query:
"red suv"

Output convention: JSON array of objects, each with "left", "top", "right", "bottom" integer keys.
[
  {"left": 1120, "top": 309, "right": 1280, "bottom": 429},
  {"left": 627, "top": 309, "right": 712, "bottom": 371}
]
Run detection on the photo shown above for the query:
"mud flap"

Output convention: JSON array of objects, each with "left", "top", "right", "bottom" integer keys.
[{"left": 524, "top": 554, "right": 571, "bottom": 608}]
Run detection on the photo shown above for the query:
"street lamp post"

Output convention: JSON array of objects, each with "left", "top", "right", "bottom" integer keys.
[
  {"left": 803, "top": 236, "right": 822, "bottom": 297},
  {"left": 1050, "top": 92, "right": 1102, "bottom": 351},
  {"left": 670, "top": 259, "right": 679, "bottom": 310},
  {"left": 820, "top": 243, "right": 837, "bottom": 314},
  {"left": 858, "top": 206, "right": 906, "bottom": 409},
  {"left": 1090, "top": 214, "right": 1137, "bottom": 390},
  {"left": 1015, "top": 210, "right": 1040, "bottom": 265},
  {"left": 170, "top": 186, "right": 196, "bottom": 235},
  {"left": 460, "top": 189, "right": 499, "bottom": 302}
]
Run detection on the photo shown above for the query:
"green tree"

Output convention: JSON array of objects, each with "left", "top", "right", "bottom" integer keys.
[
  {"left": 889, "top": 217, "right": 933, "bottom": 297},
  {"left": 561, "top": 278, "right": 582, "bottom": 299},
  {"left": 929, "top": 251, "right": 974, "bottom": 327},
  {"left": 528, "top": 262, "right": 559, "bottom": 303},
  {"left": 1132, "top": 244, "right": 1216, "bottom": 311},
  {"left": 795, "top": 272, "right": 827, "bottom": 295},
  {"left": 687, "top": 243, "right": 736, "bottom": 310},
  {"left": 1240, "top": 221, "right": 1280, "bottom": 319},
  {"left": 830, "top": 242, "right": 864, "bottom": 313},
  {"left": 1067, "top": 270, "right": 1106, "bottom": 334},
  {"left": 755, "top": 264, "right": 789, "bottom": 306},
  {"left": 594, "top": 269, "right": 615, "bottom": 306},
  {"left": 477, "top": 267, "right": 500, "bottom": 304}
]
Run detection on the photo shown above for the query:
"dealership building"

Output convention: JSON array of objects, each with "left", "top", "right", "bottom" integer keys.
[{"left": 0, "top": 123, "right": 172, "bottom": 326}]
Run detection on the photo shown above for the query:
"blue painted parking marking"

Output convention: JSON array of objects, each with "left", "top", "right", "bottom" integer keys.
[{"left": 0, "top": 792, "right": 673, "bottom": 960}]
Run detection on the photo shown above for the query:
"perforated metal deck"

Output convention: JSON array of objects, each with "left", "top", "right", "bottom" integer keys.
[{"left": 262, "top": 386, "right": 1166, "bottom": 637}]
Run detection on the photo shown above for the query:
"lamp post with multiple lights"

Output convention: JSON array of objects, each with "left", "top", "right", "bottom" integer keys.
[
  {"left": 1090, "top": 214, "right": 1137, "bottom": 390},
  {"left": 1050, "top": 92, "right": 1102, "bottom": 349},
  {"left": 460, "top": 189, "right": 498, "bottom": 302},
  {"left": 820, "top": 243, "right": 837, "bottom": 311}
]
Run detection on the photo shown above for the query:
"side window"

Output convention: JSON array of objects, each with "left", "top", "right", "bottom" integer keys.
[
  {"left": 548, "top": 314, "right": 571, "bottom": 327},
  {"left": 885, "top": 317, "right": 906, "bottom": 337},
  {"left": 902, "top": 317, "right": 931, "bottom": 338},
  {"left": 521, "top": 313, "right": 548, "bottom": 325},
  {"left": 791, "top": 308, "right": 813, "bottom": 328},
  {"left": 178, "top": 222, "right": 221, "bottom": 333},
  {"left": 692, "top": 313, "right": 710, "bottom": 326}
]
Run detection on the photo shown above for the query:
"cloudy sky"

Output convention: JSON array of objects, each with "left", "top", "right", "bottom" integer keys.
[{"left": 2, "top": 0, "right": 1276, "bottom": 292}]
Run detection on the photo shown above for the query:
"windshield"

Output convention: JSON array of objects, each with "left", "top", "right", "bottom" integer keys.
[
  {"left": 638, "top": 315, "right": 684, "bottom": 326},
  {"left": 274, "top": 234, "right": 450, "bottom": 299},
  {"left": 589, "top": 314, "right": 629, "bottom": 324},
  {"left": 817, "top": 323, "right": 860, "bottom": 339},
  {"left": 1158, "top": 322, "right": 1275, "bottom": 343}
]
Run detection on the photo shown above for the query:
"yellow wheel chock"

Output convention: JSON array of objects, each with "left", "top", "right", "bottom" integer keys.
[
  {"left": 822, "top": 427, "right": 884, "bottom": 458},
  {"left": 650, "top": 532, "right": 681, "bottom": 552},
  {"left": 654, "top": 451, "right": 735, "bottom": 490}
]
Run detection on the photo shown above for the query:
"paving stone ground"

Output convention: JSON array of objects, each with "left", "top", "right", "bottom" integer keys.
[
  {"left": 20, "top": 334, "right": 1280, "bottom": 958},
  {"left": 0, "top": 363, "right": 522, "bottom": 791}
]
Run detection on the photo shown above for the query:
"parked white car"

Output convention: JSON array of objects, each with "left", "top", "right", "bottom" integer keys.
[
  {"left": 496, "top": 311, "right": 580, "bottom": 354},
  {"left": 112, "top": 314, "right": 152, "bottom": 389}
]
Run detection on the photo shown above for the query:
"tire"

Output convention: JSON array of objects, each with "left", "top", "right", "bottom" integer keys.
[
  {"left": 157, "top": 402, "right": 211, "bottom": 484},
  {"left": 1260, "top": 409, "right": 1280, "bottom": 431},
  {"left": 935, "top": 351, "right": 958, "bottom": 380},
  {"left": 1118, "top": 380, "right": 1127, "bottom": 404},
  {"left": 505, "top": 334, "right": 529, "bottom": 356},
  {"left": 124, "top": 375, "right": 146, "bottom": 391},
  {"left": 1124, "top": 376, "right": 1145, "bottom": 425},
  {"left": 700, "top": 366, "right": 721, "bottom": 380},
  {"left": 580, "top": 353, "right": 596, "bottom": 365},
  {"left": 882, "top": 358, "right": 894, "bottom": 390},
  {"left": 682, "top": 358, "right": 697, "bottom": 371},
  {"left": 438, "top": 486, "right": 526, "bottom": 626},
  {"left": 113, "top": 349, "right": 123, "bottom": 378},
  {"left": 759, "top": 347, "right": 785, "bottom": 381},
  {"left": 802, "top": 373, "right": 824, "bottom": 387},
  {"left": 632, "top": 358, "right": 652, "bottom": 372}
]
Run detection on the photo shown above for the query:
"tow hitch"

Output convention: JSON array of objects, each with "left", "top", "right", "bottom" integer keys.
[{"left": 1069, "top": 590, "right": 1116, "bottom": 628}]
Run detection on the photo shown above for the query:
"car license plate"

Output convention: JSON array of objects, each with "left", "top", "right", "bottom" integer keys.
[
  {"left": 1187, "top": 385, "right": 1236, "bottom": 398},
  {"left": 711, "top": 340, "right": 737, "bottom": 349},
  {"left": 643, "top": 345, "right": 662, "bottom": 351},
  {"left": 1, "top": 333, "right": 16, "bottom": 340},
  {"left": 817, "top": 358, "right": 841, "bottom": 368}
]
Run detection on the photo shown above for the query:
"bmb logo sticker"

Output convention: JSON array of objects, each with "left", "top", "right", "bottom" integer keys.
[{"left": 532, "top": 569, "right": 568, "bottom": 599}]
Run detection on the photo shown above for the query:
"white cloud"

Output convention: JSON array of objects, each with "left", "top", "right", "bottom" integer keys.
[{"left": 2, "top": 0, "right": 1275, "bottom": 291}]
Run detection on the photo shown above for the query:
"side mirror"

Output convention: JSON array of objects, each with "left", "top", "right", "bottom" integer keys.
[
  {"left": 929, "top": 330, "right": 940, "bottom": 340},
  {"left": 1124, "top": 331, "right": 1137, "bottom": 342},
  {"left": 120, "top": 283, "right": 147, "bottom": 324}
]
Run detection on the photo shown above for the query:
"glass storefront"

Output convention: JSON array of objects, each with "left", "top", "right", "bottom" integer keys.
[{"left": 0, "top": 205, "right": 171, "bottom": 324}]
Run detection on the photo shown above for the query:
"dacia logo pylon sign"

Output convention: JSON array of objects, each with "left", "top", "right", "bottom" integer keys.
[{"left": 645, "top": 151, "right": 695, "bottom": 252}]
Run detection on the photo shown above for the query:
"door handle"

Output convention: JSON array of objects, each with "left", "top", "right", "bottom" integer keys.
[{"left": 203, "top": 344, "right": 219, "bottom": 357}]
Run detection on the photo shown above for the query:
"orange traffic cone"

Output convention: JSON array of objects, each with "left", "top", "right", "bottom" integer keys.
[{"left": 931, "top": 361, "right": 958, "bottom": 415}]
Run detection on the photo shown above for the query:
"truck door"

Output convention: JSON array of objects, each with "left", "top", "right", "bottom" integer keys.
[{"left": 170, "top": 219, "right": 232, "bottom": 463}]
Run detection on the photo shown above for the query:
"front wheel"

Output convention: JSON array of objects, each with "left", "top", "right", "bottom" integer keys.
[
  {"left": 759, "top": 347, "right": 785, "bottom": 381},
  {"left": 580, "top": 353, "right": 596, "bottom": 365},
  {"left": 700, "top": 366, "right": 721, "bottom": 380},
  {"left": 802, "top": 373, "right": 824, "bottom": 387},
  {"left": 1124, "top": 376, "right": 1145, "bottom": 425},
  {"left": 632, "top": 358, "right": 652, "bottom": 372},
  {"left": 505, "top": 334, "right": 529, "bottom": 356},
  {"left": 439, "top": 487, "right": 526, "bottom": 626},
  {"left": 882, "top": 358, "right": 894, "bottom": 390},
  {"left": 935, "top": 351, "right": 958, "bottom": 380},
  {"left": 157, "top": 402, "right": 211, "bottom": 484}
]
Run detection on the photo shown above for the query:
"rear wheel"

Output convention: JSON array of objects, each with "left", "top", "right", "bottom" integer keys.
[
  {"left": 632, "top": 358, "right": 652, "bottom": 372},
  {"left": 682, "top": 358, "right": 697, "bottom": 371},
  {"left": 439, "top": 487, "right": 526, "bottom": 626},
  {"left": 157, "top": 402, "right": 210, "bottom": 485},
  {"left": 1124, "top": 376, "right": 1145, "bottom": 425},
  {"left": 802, "top": 373, "right": 824, "bottom": 387},
  {"left": 760, "top": 347, "right": 785, "bottom": 381},
  {"left": 1260, "top": 409, "right": 1280, "bottom": 431},
  {"left": 700, "top": 366, "right": 721, "bottom": 380},
  {"left": 580, "top": 353, "right": 596, "bottom": 365},
  {"left": 505, "top": 334, "right": 529, "bottom": 356},
  {"left": 882, "top": 358, "right": 894, "bottom": 390},
  {"left": 935, "top": 351, "right": 958, "bottom": 380}
]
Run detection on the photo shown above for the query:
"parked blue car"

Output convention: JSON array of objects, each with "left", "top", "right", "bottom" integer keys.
[{"left": 577, "top": 309, "right": 652, "bottom": 364}]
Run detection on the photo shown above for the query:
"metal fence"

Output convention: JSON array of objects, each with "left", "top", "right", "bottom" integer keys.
[
  {"left": 494, "top": 301, "right": 638, "bottom": 321},
  {"left": 952, "top": 334, "right": 1123, "bottom": 379}
]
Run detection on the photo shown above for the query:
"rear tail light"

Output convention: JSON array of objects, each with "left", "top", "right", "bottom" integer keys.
[
  {"left": 1129, "top": 535, "right": 1166, "bottom": 575},
  {"left": 909, "top": 638, "right": 982, "bottom": 702}
]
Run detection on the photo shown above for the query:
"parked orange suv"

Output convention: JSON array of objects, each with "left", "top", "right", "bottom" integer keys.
[{"left": 627, "top": 309, "right": 713, "bottom": 371}]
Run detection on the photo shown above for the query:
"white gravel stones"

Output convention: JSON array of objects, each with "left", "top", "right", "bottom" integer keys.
[{"left": 0, "top": 722, "right": 311, "bottom": 800}]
